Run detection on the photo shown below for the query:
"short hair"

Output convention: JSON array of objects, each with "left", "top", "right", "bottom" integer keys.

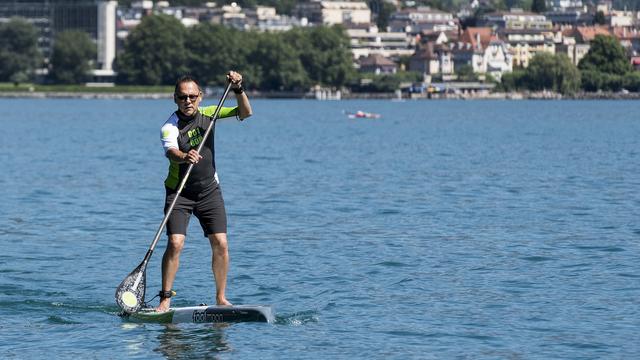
[{"left": 174, "top": 75, "right": 201, "bottom": 94}]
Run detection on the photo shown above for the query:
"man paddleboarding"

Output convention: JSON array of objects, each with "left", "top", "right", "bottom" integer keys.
[{"left": 157, "top": 72, "right": 252, "bottom": 311}]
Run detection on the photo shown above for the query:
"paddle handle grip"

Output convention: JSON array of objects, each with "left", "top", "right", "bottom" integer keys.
[{"left": 147, "top": 82, "right": 233, "bottom": 253}]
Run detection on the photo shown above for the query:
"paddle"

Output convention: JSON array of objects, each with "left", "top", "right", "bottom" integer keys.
[{"left": 115, "top": 82, "right": 233, "bottom": 314}]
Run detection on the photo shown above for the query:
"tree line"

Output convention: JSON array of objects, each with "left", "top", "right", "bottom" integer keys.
[
  {"left": 0, "top": 18, "right": 95, "bottom": 85},
  {"left": 118, "top": 18, "right": 640, "bottom": 94},
  {"left": 2, "top": 16, "right": 639, "bottom": 94},
  {"left": 0, "top": 15, "right": 358, "bottom": 91},
  {"left": 114, "top": 14, "right": 356, "bottom": 91}
]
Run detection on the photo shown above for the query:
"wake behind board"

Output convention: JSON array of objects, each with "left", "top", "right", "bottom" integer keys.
[{"left": 127, "top": 305, "right": 275, "bottom": 324}]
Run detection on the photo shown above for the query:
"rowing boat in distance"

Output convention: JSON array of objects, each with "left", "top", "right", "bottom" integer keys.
[{"left": 346, "top": 110, "right": 381, "bottom": 119}]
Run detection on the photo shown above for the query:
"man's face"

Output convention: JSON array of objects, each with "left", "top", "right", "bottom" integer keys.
[{"left": 174, "top": 81, "right": 202, "bottom": 117}]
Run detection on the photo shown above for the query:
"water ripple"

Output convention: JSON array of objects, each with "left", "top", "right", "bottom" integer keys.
[{"left": 2, "top": 99, "right": 639, "bottom": 359}]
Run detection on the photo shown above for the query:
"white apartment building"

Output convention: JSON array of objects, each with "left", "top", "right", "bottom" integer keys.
[
  {"left": 389, "top": 7, "right": 456, "bottom": 33},
  {"left": 481, "top": 9, "right": 552, "bottom": 30},
  {"left": 348, "top": 27, "right": 415, "bottom": 59},
  {"left": 610, "top": 10, "right": 634, "bottom": 27},
  {"left": 295, "top": 1, "right": 371, "bottom": 26}
]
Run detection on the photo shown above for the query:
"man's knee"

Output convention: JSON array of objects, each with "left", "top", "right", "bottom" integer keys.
[
  {"left": 167, "top": 235, "right": 185, "bottom": 252},
  {"left": 208, "top": 233, "right": 228, "bottom": 251}
]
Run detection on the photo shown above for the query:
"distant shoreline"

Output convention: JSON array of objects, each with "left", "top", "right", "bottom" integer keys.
[
  {"left": 0, "top": 91, "right": 171, "bottom": 100},
  {"left": 1, "top": 90, "right": 639, "bottom": 100}
]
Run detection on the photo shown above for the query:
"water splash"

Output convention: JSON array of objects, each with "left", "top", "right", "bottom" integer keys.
[{"left": 274, "top": 310, "right": 319, "bottom": 326}]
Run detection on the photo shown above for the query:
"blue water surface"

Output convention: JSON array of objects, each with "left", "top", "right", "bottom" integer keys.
[{"left": 1, "top": 98, "right": 639, "bottom": 359}]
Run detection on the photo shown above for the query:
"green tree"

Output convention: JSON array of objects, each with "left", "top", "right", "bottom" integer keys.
[
  {"left": 284, "top": 26, "right": 356, "bottom": 88},
  {"left": 185, "top": 23, "right": 246, "bottom": 86},
  {"left": 497, "top": 69, "right": 526, "bottom": 92},
  {"left": 49, "top": 30, "right": 96, "bottom": 84},
  {"left": 580, "top": 71, "right": 627, "bottom": 92},
  {"left": 578, "top": 35, "right": 634, "bottom": 92},
  {"left": 578, "top": 35, "right": 632, "bottom": 75},
  {"left": 184, "top": 24, "right": 266, "bottom": 89},
  {"left": 531, "top": 0, "right": 546, "bottom": 13},
  {"left": 115, "top": 14, "right": 187, "bottom": 85},
  {"left": 352, "top": 71, "right": 421, "bottom": 92},
  {"left": 234, "top": 31, "right": 264, "bottom": 89},
  {"left": 623, "top": 71, "right": 640, "bottom": 92},
  {"left": 455, "top": 64, "right": 477, "bottom": 82},
  {"left": 523, "top": 52, "right": 581, "bottom": 94},
  {"left": 0, "top": 18, "right": 41, "bottom": 83},
  {"left": 249, "top": 33, "right": 309, "bottom": 91}
]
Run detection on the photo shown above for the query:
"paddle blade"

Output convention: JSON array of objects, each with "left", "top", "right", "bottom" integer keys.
[{"left": 115, "top": 262, "right": 147, "bottom": 314}]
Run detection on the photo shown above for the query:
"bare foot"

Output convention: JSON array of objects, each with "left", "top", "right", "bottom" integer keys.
[
  {"left": 156, "top": 298, "right": 171, "bottom": 312},
  {"left": 216, "top": 297, "right": 232, "bottom": 306}
]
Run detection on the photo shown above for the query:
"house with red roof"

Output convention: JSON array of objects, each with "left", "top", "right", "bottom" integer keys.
[
  {"left": 450, "top": 27, "right": 513, "bottom": 80},
  {"left": 357, "top": 54, "right": 398, "bottom": 74},
  {"left": 557, "top": 26, "right": 612, "bottom": 65},
  {"left": 612, "top": 26, "right": 640, "bottom": 56},
  {"left": 409, "top": 42, "right": 454, "bottom": 75}
]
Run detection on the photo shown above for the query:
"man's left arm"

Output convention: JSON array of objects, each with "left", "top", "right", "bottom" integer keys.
[
  {"left": 229, "top": 70, "right": 252, "bottom": 121},
  {"left": 233, "top": 90, "right": 252, "bottom": 121}
]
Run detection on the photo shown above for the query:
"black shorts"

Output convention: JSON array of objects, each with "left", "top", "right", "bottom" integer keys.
[{"left": 165, "top": 184, "right": 227, "bottom": 237}]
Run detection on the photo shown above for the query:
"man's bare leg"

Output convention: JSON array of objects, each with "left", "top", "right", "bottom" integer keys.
[
  {"left": 208, "top": 233, "right": 232, "bottom": 305},
  {"left": 157, "top": 234, "right": 185, "bottom": 312}
]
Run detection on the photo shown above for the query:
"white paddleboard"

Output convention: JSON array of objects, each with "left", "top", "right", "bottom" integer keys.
[{"left": 127, "top": 304, "right": 275, "bottom": 324}]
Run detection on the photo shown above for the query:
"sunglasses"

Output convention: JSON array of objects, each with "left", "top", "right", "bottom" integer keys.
[{"left": 176, "top": 94, "right": 200, "bottom": 101}]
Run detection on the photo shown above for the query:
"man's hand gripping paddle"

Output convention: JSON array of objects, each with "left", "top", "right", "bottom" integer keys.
[{"left": 115, "top": 82, "right": 233, "bottom": 314}]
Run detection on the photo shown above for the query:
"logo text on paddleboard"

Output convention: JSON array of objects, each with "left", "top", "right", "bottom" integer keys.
[{"left": 192, "top": 310, "right": 224, "bottom": 323}]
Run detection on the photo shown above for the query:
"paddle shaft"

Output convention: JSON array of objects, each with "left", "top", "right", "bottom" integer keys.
[{"left": 143, "top": 83, "right": 233, "bottom": 265}]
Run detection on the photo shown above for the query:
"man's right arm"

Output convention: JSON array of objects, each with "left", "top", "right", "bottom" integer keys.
[
  {"left": 166, "top": 148, "right": 202, "bottom": 164},
  {"left": 161, "top": 122, "right": 181, "bottom": 159},
  {"left": 161, "top": 121, "right": 202, "bottom": 164},
  {"left": 166, "top": 148, "right": 187, "bottom": 163}
]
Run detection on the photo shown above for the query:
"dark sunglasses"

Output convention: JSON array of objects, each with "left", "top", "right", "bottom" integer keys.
[{"left": 176, "top": 94, "right": 200, "bottom": 101}]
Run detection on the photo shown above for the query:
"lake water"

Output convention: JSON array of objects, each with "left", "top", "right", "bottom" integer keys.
[{"left": 0, "top": 98, "right": 639, "bottom": 359}]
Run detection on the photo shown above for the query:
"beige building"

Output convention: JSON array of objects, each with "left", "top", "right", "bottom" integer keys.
[
  {"left": 610, "top": 10, "right": 634, "bottom": 27},
  {"left": 348, "top": 27, "right": 415, "bottom": 59},
  {"left": 555, "top": 36, "right": 590, "bottom": 66},
  {"left": 409, "top": 42, "right": 454, "bottom": 75},
  {"left": 499, "top": 29, "right": 555, "bottom": 67},
  {"left": 481, "top": 9, "right": 552, "bottom": 31},
  {"left": 451, "top": 28, "right": 513, "bottom": 80},
  {"left": 295, "top": 1, "right": 371, "bottom": 26},
  {"left": 557, "top": 26, "right": 612, "bottom": 66},
  {"left": 389, "top": 7, "right": 457, "bottom": 34},
  {"left": 357, "top": 54, "right": 398, "bottom": 74}
]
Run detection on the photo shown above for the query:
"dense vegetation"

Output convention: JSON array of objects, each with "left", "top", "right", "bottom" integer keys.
[
  {"left": 578, "top": 34, "right": 635, "bottom": 92},
  {"left": 49, "top": 30, "right": 97, "bottom": 84},
  {"left": 500, "top": 53, "right": 581, "bottom": 94},
  {"left": 2, "top": 15, "right": 639, "bottom": 94},
  {"left": 0, "top": 18, "right": 41, "bottom": 84},
  {"left": 499, "top": 35, "right": 640, "bottom": 94},
  {"left": 114, "top": 14, "right": 357, "bottom": 90}
]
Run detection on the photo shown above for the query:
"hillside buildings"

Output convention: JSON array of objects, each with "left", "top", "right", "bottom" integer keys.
[{"left": 3, "top": 0, "right": 640, "bottom": 87}]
